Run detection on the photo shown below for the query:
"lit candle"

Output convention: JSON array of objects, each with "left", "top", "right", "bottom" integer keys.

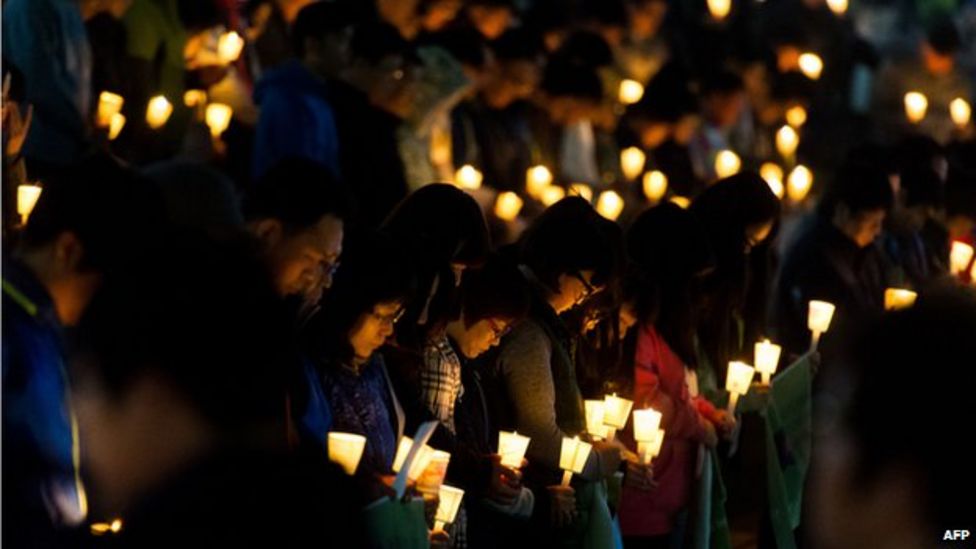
[
  {"left": 787, "top": 165, "right": 813, "bottom": 203},
  {"left": 643, "top": 170, "right": 668, "bottom": 202},
  {"left": 433, "top": 485, "right": 465, "bottom": 531},
  {"left": 494, "top": 192, "right": 523, "bottom": 221},
  {"left": 620, "top": 146, "right": 647, "bottom": 181},
  {"left": 826, "top": 0, "right": 848, "bottom": 15},
  {"left": 541, "top": 185, "right": 566, "bottom": 207},
  {"left": 776, "top": 125, "right": 799, "bottom": 159},
  {"left": 584, "top": 400, "right": 609, "bottom": 440},
  {"left": 90, "top": 519, "right": 123, "bottom": 535},
  {"left": 393, "top": 437, "right": 436, "bottom": 481},
  {"left": 798, "top": 53, "right": 823, "bottom": 80},
  {"left": 714, "top": 149, "right": 741, "bottom": 179},
  {"left": 108, "top": 113, "right": 126, "bottom": 141},
  {"left": 17, "top": 183, "right": 42, "bottom": 225},
  {"left": 328, "top": 432, "right": 367, "bottom": 475},
  {"left": 884, "top": 288, "right": 918, "bottom": 311},
  {"left": 526, "top": 165, "right": 553, "bottom": 199},
  {"left": 183, "top": 89, "right": 208, "bottom": 108},
  {"left": 637, "top": 428, "right": 665, "bottom": 464},
  {"left": 785, "top": 105, "right": 807, "bottom": 128},
  {"left": 670, "top": 195, "right": 691, "bottom": 209},
  {"left": 497, "top": 431, "right": 531, "bottom": 468},
  {"left": 618, "top": 79, "right": 645, "bottom": 105},
  {"left": 754, "top": 339, "right": 782, "bottom": 385},
  {"left": 205, "top": 103, "right": 233, "bottom": 138},
  {"left": 808, "top": 300, "right": 836, "bottom": 351},
  {"left": 707, "top": 0, "right": 731, "bottom": 20},
  {"left": 950, "top": 97, "right": 971, "bottom": 128},
  {"left": 96, "top": 91, "right": 124, "bottom": 128},
  {"left": 559, "top": 436, "right": 593, "bottom": 487},
  {"left": 603, "top": 393, "right": 634, "bottom": 441},
  {"left": 569, "top": 183, "right": 593, "bottom": 202},
  {"left": 596, "top": 190, "right": 624, "bottom": 221},
  {"left": 903, "top": 92, "right": 928, "bottom": 124},
  {"left": 632, "top": 408, "right": 663, "bottom": 442},
  {"left": 416, "top": 450, "right": 452, "bottom": 497},
  {"left": 454, "top": 164, "right": 483, "bottom": 190},
  {"left": 760, "top": 163, "right": 785, "bottom": 199},
  {"left": 725, "top": 361, "right": 755, "bottom": 413},
  {"left": 950, "top": 241, "right": 975, "bottom": 275},
  {"left": 145, "top": 95, "right": 173, "bottom": 129},
  {"left": 217, "top": 30, "right": 245, "bottom": 64}
]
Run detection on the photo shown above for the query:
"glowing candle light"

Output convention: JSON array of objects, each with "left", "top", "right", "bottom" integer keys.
[
  {"left": 585, "top": 400, "right": 610, "bottom": 440},
  {"left": 183, "top": 89, "right": 207, "bottom": 108},
  {"left": 785, "top": 105, "right": 807, "bottom": 128},
  {"left": 526, "top": 165, "right": 553, "bottom": 199},
  {"left": 596, "top": 190, "right": 624, "bottom": 221},
  {"left": 541, "top": 185, "right": 566, "bottom": 207},
  {"left": 494, "top": 192, "right": 523, "bottom": 222},
  {"left": 714, "top": 149, "right": 741, "bottom": 179},
  {"left": 670, "top": 195, "right": 690, "bottom": 209},
  {"left": 433, "top": 485, "right": 465, "bottom": 531},
  {"left": 725, "top": 361, "right": 755, "bottom": 413},
  {"left": 950, "top": 241, "right": 975, "bottom": 275},
  {"left": 637, "top": 428, "right": 665, "bottom": 464},
  {"left": 826, "top": 0, "right": 848, "bottom": 15},
  {"left": 761, "top": 163, "right": 785, "bottom": 199},
  {"left": 393, "top": 437, "right": 436, "bottom": 481},
  {"left": 17, "top": 183, "right": 42, "bottom": 225},
  {"left": 798, "top": 53, "right": 823, "bottom": 80},
  {"left": 145, "top": 95, "right": 173, "bottom": 129},
  {"left": 96, "top": 91, "right": 124, "bottom": 128},
  {"left": 776, "top": 125, "right": 799, "bottom": 159},
  {"left": 497, "top": 431, "right": 531, "bottom": 469},
  {"left": 620, "top": 146, "right": 647, "bottom": 181},
  {"left": 108, "top": 113, "right": 126, "bottom": 141},
  {"left": 754, "top": 339, "right": 782, "bottom": 385},
  {"left": 632, "top": 408, "right": 663, "bottom": 442},
  {"left": 455, "top": 164, "right": 483, "bottom": 190},
  {"left": 205, "top": 103, "right": 233, "bottom": 138},
  {"left": 90, "top": 519, "right": 123, "bottom": 535},
  {"left": 903, "top": 92, "right": 928, "bottom": 124},
  {"left": 602, "top": 393, "right": 634, "bottom": 441},
  {"left": 618, "top": 79, "right": 645, "bottom": 105},
  {"left": 787, "top": 165, "right": 813, "bottom": 202},
  {"left": 569, "top": 183, "right": 593, "bottom": 202},
  {"left": 884, "top": 288, "right": 918, "bottom": 311},
  {"left": 559, "top": 436, "right": 593, "bottom": 486},
  {"left": 327, "top": 432, "right": 367, "bottom": 475},
  {"left": 808, "top": 300, "right": 836, "bottom": 351},
  {"left": 707, "top": 0, "right": 732, "bottom": 21},
  {"left": 950, "top": 97, "right": 971, "bottom": 128},
  {"left": 217, "top": 30, "right": 245, "bottom": 64},
  {"left": 643, "top": 170, "right": 668, "bottom": 202},
  {"left": 416, "top": 450, "right": 452, "bottom": 497}
]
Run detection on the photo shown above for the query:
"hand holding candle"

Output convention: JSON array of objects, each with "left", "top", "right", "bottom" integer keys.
[
  {"left": 433, "top": 485, "right": 465, "bottom": 531},
  {"left": 559, "top": 436, "right": 593, "bottom": 487},
  {"left": 328, "top": 432, "right": 367, "bottom": 475},
  {"left": 636, "top": 428, "right": 665, "bottom": 464},
  {"left": 497, "top": 431, "right": 530, "bottom": 469},
  {"left": 754, "top": 339, "right": 782, "bottom": 385},
  {"left": 602, "top": 393, "right": 634, "bottom": 441},
  {"left": 725, "top": 361, "right": 755, "bottom": 413},
  {"left": 393, "top": 437, "right": 436, "bottom": 481},
  {"left": 808, "top": 300, "right": 836, "bottom": 351},
  {"left": 632, "top": 408, "right": 663, "bottom": 463}
]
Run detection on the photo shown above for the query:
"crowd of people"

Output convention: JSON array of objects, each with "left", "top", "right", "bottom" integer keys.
[{"left": 3, "top": 0, "right": 976, "bottom": 547}]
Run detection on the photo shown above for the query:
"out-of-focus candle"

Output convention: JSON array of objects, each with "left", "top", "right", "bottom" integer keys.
[
  {"left": 786, "top": 105, "right": 807, "bottom": 128},
  {"left": 637, "top": 428, "right": 665, "bottom": 464},
  {"left": 526, "top": 165, "right": 553, "bottom": 198},
  {"left": 714, "top": 149, "right": 741, "bottom": 179},
  {"left": 217, "top": 30, "right": 245, "bottom": 64},
  {"left": 96, "top": 91, "right": 124, "bottom": 128},
  {"left": 808, "top": 300, "right": 836, "bottom": 351},
  {"left": 328, "top": 432, "right": 367, "bottom": 475},
  {"left": 725, "top": 361, "right": 755, "bottom": 413},
  {"left": 90, "top": 519, "right": 123, "bottom": 535},
  {"left": 632, "top": 408, "right": 663, "bottom": 442},
  {"left": 494, "top": 192, "right": 523, "bottom": 221},
  {"left": 108, "top": 113, "right": 126, "bottom": 141},
  {"left": 761, "top": 163, "right": 785, "bottom": 199},
  {"left": 707, "top": 0, "right": 732, "bottom": 20},
  {"left": 559, "top": 436, "right": 592, "bottom": 486},
  {"left": 540, "top": 185, "right": 566, "bottom": 207},
  {"left": 826, "top": 0, "right": 848, "bottom": 15},
  {"left": 754, "top": 339, "right": 782, "bottom": 385},
  {"left": 787, "top": 165, "right": 813, "bottom": 202},
  {"left": 603, "top": 393, "right": 634, "bottom": 441},
  {"left": 596, "top": 190, "right": 624, "bottom": 221},
  {"left": 884, "top": 288, "right": 918, "bottom": 311},
  {"left": 798, "top": 53, "right": 823, "bottom": 80},
  {"left": 183, "top": 89, "right": 207, "bottom": 108},
  {"left": 569, "top": 183, "right": 593, "bottom": 202},
  {"left": 455, "top": 164, "right": 483, "bottom": 190},
  {"left": 433, "top": 485, "right": 465, "bottom": 531},
  {"left": 950, "top": 241, "right": 975, "bottom": 275},
  {"left": 670, "top": 195, "right": 691, "bottom": 209},
  {"left": 904, "top": 92, "right": 928, "bottom": 124},
  {"left": 585, "top": 400, "right": 609, "bottom": 439},
  {"left": 205, "top": 103, "right": 233, "bottom": 138},
  {"left": 17, "top": 183, "right": 42, "bottom": 225},
  {"left": 950, "top": 97, "right": 972, "bottom": 128},
  {"left": 145, "top": 95, "right": 173, "bottom": 129},
  {"left": 776, "top": 125, "right": 799, "bottom": 159},
  {"left": 618, "top": 79, "right": 645, "bottom": 105},
  {"left": 643, "top": 170, "right": 668, "bottom": 202},
  {"left": 497, "top": 431, "right": 530, "bottom": 468},
  {"left": 620, "top": 147, "right": 646, "bottom": 181}
]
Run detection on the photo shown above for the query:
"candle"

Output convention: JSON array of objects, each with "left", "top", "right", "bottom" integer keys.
[
  {"left": 90, "top": 519, "right": 123, "bottom": 535},
  {"left": 526, "top": 165, "right": 553, "bottom": 199},
  {"left": 620, "top": 146, "right": 646, "bottom": 181},
  {"left": 205, "top": 103, "right": 233, "bottom": 138},
  {"left": 183, "top": 89, "right": 208, "bottom": 108},
  {"left": 584, "top": 400, "right": 609, "bottom": 439},
  {"left": 217, "top": 30, "right": 245, "bottom": 64},
  {"left": 725, "top": 361, "right": 755, "bottom": 413},
  {"left": 540, "top": 185, "right": 566, "bottom": 207},
  {"left": 454, "top": 164, "right": 483, "bottom": 190},
  {"left": 950, "top": 241, "right": 975, "bottom": 275},
  {"left": 17, "top": 183, "right": 42, "bottom": 225},
  {"left": 714, "top": 149, "right": 741, "bottom": 179},
  {"left": 707, "top": 0, "right": 731, "bottom": 20},
  {"left": 569, "top": 183, "right": 593, "bottom": 202},
  {"left": 776, "top": 125, "right": 799, "bottom": 159},
  {"left": 618, "top": 79, "right": 645, "bottom": 105},
  {"left": 497, "top": 431, "right": 530, "bottom": 468},
  {"left": 884, "top": 288, "right": 918, "bottom": 311},
  {"left": 494, "top": 192, "right": 523, "bottom": 222},
  {"left": 632, "top": 408, "right": 663, "bottom": 442},
  {"left": 643, "top": 170, "right": 668, "bottom": 202},
  {"left": 145, "top": 95, "right": 173, "bottom": 129},
  {"left": 670, "top": 195, "right": 690, "bottom": 209},
  {"left": 903, "top": 92, "right": 928, "bottom": 124},
  {"left": 559, "top": 436, "right": 593, "bottom": 486},
  {"left": 96, "top": 91, "right": 124, "bottom": 128},
  {"left": 416, "top": 450, "right": 452, "bottom": 497},
  {"left": 950, "top": 98, "right": 971, "bottom": 128},
  {"left": 637, "top": 428, "right": 665, "bottom": 464},
  {"left": 596, "top": 190, "right": 624, "bottom": 221},
  {"left": 602, "top": 393, "right": 634, "bottom": 442},
  {"left": 433, "top": 485, "right": 465, "bottom": 531},
  {"left": 108, "top": 113, "right": 126, "bottom": 141},
  {"left": 328, "top": 432, "right": 367, "bottom": 475},
  {"left": 808, "top": 300, "right": 836, "bottom": 351},
  {"left": 785, "top": 105, "right": 807, "bottom": 128},
  {"left": 826, "top": 0, "right": 848, "bottom": 15},
  {"left": 787, "top": 165, "right": 813, "bottom": 203},
  {"left": 798, "top": 53, "right": 823, "bottom": 80},
  {"left": 760, "top": 163, "right": 785, "bottom": 199},
  {"left": 393, "top": 437, "right": 436, "bottom": 481},
  {"left": 754, "top": 339, "right": 782, "bottom": 385}
]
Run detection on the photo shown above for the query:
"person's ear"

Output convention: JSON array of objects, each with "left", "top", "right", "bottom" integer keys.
[
  {"left": 53, "top": 231, "right": 85, "bottom": 274},
  {"left": 253, "top": 219, "right": 284, "bottom": 247}
]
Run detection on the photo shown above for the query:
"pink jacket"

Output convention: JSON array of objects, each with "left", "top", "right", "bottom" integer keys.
[{"left": 618, "top": 323, "right": 709, "bottom": 537}]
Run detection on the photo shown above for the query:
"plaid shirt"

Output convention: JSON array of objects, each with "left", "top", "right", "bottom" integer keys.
[{"left": 420, "top": 335, "right": 464, "bottom": 434}]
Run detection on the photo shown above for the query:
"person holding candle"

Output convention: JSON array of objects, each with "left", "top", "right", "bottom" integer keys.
[{"left": 880, "top": 162, "right": 944, "bottom": 288}]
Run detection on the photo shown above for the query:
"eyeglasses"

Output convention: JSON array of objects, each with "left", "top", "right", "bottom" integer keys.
[
  {"left": 487, "top": 318, "right": 511, "bottom": 341},
  {"left": 371, "top": 307, "right": 405, "bottom": 326},
  {"left": 572, "top": 271, "right": 599, "bottom": 303}
]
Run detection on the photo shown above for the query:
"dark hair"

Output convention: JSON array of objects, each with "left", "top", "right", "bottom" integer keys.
[
  {"left": 829, "top": 287, "right": 976, "bottom": 527},
  {"left": 73, "top": 230, "right": 293, "bottom": 430},
  {"left": 292, "top": 1, "right": 360, "bottom": 58},
  {"left": 244, "top": 157, "right": 354, "bottom": 233},
  {"left": 176, "top": 0, "right": 223, "bottom": 32},
  {"left": 926, "top": 16, "right": 961, "bottom": 55},
  {"left": 144, "top": 161, "right": 244, "bottom": 230},
  {"left": 900, "top": 166, "right": 943, "bottom": 209},
  {"left": 350, "top": 22, "right": 415, "bottom": 66},
  {"left": 422, "top": 28, "right": 489, "bottom": 69},
  {"left": 459, "top": 254, "right": 530, "bottom": 326},
  {"left": 490, "top": 28, "right": 545, "bottom": 64},
  {"left": 820, "top": 156, "right": 895, "bottom": 217},
  {"left": 690, "top": 171, "right": 781, "bottom": 256},
  {"left": 541, "top": 58, "right": 604, "bottom": 102}
]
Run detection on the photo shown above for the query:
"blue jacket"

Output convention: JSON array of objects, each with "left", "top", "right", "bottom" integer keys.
[{"left": 252, "top": 61, "right": 340, "bottom": 179}]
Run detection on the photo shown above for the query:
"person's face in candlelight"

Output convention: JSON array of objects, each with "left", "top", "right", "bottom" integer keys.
[
  {"left": 257, "top": 214, "right": 344, "bottom": 297},
  {"left": 349, "top": 301, "right": 404, "bottom": 363},
  {"left": 834, "top": 206, "right": 885, "bottom": 249},
  {"left": 553, "top": 269, "right": 601, "bottom": 313},
  {"left": 448, "top": 315, "right": 514, "bottom": 358},
  {"left": 744, "top": 220, "right": 774, "bottom": 252}
]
